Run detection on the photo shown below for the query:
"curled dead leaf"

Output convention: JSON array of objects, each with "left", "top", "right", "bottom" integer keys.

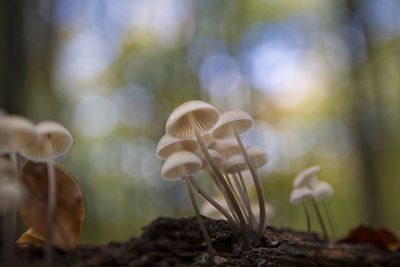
[
  {"left": 18, "top": 161, "right": 85, "bottom": 251},
  {"left": 339, "top": 225, "right": 400, "bottom": 251},
  {"left": 17, "top": 227, "right": 44, "bottom": 248}
]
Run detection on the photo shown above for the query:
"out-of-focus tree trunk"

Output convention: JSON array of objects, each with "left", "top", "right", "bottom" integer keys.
[
  {"left": 344, "top": 0, "right": 385, "bottom": 226},
  {"left": 0, "top": 0, "right": 28, "bottom": 114}
]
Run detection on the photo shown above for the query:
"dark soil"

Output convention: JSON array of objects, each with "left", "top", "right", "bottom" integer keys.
[{"left": 5, "top": 216, "right": 400, "bottom": 266}]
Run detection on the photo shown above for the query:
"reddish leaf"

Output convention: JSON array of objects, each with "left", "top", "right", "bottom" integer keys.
[
  {"left": 18, "top": 161, "right": 85, "bottom": 251},
  {"left": 339, "top": 225, "right": 400, "bottom": 251}
]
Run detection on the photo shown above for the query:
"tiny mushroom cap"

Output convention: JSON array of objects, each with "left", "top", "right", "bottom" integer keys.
[
  {"left": 156, "top": 134, "right": 198, "bottom": 159},
  {"left": 20, "top": 121, "right": 73, "bottom": 161},
  {"left": 0, "top": 157, "right": 17, "bottom": 178},
  {"left": 200, "top": 149, "right": 223, "bottom": 169},
  {"left": 290, "top": 187, "right": 313, "bottom": 204},
  {"left": 166, "top": 100, "right": 220, "bottom": 139},
  {"left": 293, "top": 165, "right": 321, "bottom": 189},
  {"left": 247, "top": 146, "right": 269, "bottom": 168},
  {"left": 161, "top": 151, "right": 202, "bottom": 180},
  {"left": 212, "top": 109, "right": 254, "bottom": 139},
  {"left": 201, "top": 196, "right": 229, "bottom": 219},
  {"left": 251, "top": 202, "right": 275, "bottom": 220},
  {"left": 312, "top": 181, "right": 334, "bottom": 201},
  {"left": 224, "top": 154, "right": 247, "bottom": 174},
  {"left": 209, "top": 138, "right": 241, "bottom": 157},
  {"left": 0, "top": 180, "right": 24, "bottom": 211},
  {"left": 0, "top": 115, "right": 38, "bottom": 152}
]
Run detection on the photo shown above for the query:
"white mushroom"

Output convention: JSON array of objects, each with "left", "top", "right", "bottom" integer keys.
[{"left": 20, "top": 121, "right": 73, "bottom": 263}]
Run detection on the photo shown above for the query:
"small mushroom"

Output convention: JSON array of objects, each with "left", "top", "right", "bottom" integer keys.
[
  {"left": 290, "top": 187, "right": 313, "bottom": 234},
  {"left": 293, "top": 165, "right": 320, "bottom": 189},
  {"left": 161, "top": 150, "right": 214, "bottom": 262},
  {"left": 0, "top": 115, "right": 38, "bottom": 167},
  {"left": 166, "top": 101, "right": 247, "bottom": 234},
  {"left": 313, "top": 181, "right": 336, "bottom": 240},
  {"left": 212, "top": 109, "right": 266, "bottom": 235},
  {"left": 156, "top": 134, "right": 198, "bottom": 159},
  {"left": 20, "top": 121, "right": 73, "bottom": 264}
]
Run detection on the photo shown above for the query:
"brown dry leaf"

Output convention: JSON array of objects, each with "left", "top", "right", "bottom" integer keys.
[
  {"left": 339, "top": 225, "right": 400, "bottom": 251},
  {"left": 18, "top": 161, "right": 85, "bottom": 251},
  {"left": 17, "top": 227, "right": 45, "bottom": 247}
]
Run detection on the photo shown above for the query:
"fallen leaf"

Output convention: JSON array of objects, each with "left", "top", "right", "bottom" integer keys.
[
  {"left": 339, "top": 225, "right": 400, "bottom": 251},
  {"left": 18, "top": 161, "right": 85, "bottom": 251},
  {"left": 17, "top": 227, "right": 44, "bottom": 247}
]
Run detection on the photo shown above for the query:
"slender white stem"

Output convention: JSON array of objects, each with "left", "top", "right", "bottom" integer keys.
[
  {"left": 234, "top": 171, "right": 256, "bottom": 230},
  {"left": 225, "top": 174, "right": 248, "bottom": 224},
  {"left": 206, "top": 168, "right": 239, "bottom": 225},
  {"left": 188, "top": 113, "right": 247, "bottom": 232},
  {"left": 311, "top": 198, "right": 328, "bottom": 241},
  {"left": 323, "top": 200, "right": 336, "bottom": 241},
  {"left": 188, "top": 176, "right": 236, "bottom": 227},
  {"left": 44, "top": 139, "right": 56, "bottom": 266},
  {"left": 183, "top": 177, "right": 214, "bottom": 264},
  {"left": 302, "top": 201, "right": 311, "bottom": 234},
  {"left": 232, "top": 127, "right": 266, "bottom": 234}
]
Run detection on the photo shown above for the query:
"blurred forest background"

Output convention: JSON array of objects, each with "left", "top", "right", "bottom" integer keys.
[{"left": 1, "top": 0, "right": 400, "bottom": 244}]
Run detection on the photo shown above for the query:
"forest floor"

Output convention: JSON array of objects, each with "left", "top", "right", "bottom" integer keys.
[{"left": 5, "top": 216, "right": 400, "bottom": 266}]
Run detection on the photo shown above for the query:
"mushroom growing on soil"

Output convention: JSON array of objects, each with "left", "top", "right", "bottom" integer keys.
[
  {"left": 293, "top": 166, "right": 329, "bottom": 241},
  {"left": 212, "top": 108, "right": 267, "bottom": 235},
  {"left": 166, "top": 101, "right": 248, "bottom": 239},
  {"left": 161, "top": 150, "right": 214, "bottom": 262},
  {"left": 290, "top": 187, "right": 313, "bottom": 234},
  {"left": 20, "top": 121, "right": 73, "bottom": 264}
]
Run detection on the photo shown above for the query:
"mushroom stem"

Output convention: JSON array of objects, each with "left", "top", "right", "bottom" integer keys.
[
  {"left": 225, "top": 174, "right": 248, "bottom": 224},
  {"left": 311, "top": 198, "right": 328, "bottom": 241},
  {"left": 188, "top": 113, "right": 248, "bottom": 233},
  {"left": 188, "top": 176, "right": 236, "bottom": 227},
  {"left": 183, "top": 177, "right": 214, "bottom": 264},
  {"left": 232, "top": 172, "right": 255, "bottom": 229},
  {"left": 232, "top": 126, "right": 266, "bottom": 234},
  {"left": 302, "top": 201, "right": 311, "bottom": 234},
  {"left": 236, "top": 171, "right": 257, "bottom": 230},
  {"left": 1, "top": 210, "right": 15, "bottom": 267},
  {"left": 323, "top": 200, "right": 336, "bottom": 241},
  {"left": 44, "top": 139, "right": 56, "bottom": 266},
  {"left": 206, "top": 168, "right": 240, "bottom": 225}
]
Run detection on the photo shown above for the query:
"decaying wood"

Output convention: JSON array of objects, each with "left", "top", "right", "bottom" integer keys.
[{"left": 4, "top": 216, "right": 400, "bottom": 266}]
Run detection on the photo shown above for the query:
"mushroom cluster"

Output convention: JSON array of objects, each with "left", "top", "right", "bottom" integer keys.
[
  {"left": 157, "top": 100, "right": 270, "bottom": 251},
  {"left": 290, "top": 166, "right": 336, "bottom": 241},
  {"left": 0, "top": 113, "right": 73, "bottom": 264}
]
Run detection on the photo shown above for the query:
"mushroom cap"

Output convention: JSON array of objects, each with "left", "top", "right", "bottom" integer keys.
[
  {"left": 0, "top": 157, "right": 17, "bottom": 178},
  {"left": 0, "top": 180, "right": 23, "bottom": 211},
  {"left": 200, "top": 149, "right": 223, "bottom": 169},
  {"left": 290, "top": 187, "right": 312, "bottom": 204},
  {"left": 224, "top": 154, "right": 247, "bottom": 174},
  {"left": 251, "top": 202, "right": 275, "bottom": 220},
  {"left": 247, "top": 146, "right": 269, "bottom": 168},
  {"left": 166, "top": 100, "right": 220, "bottom": 139},
  {"left": 156, "top": 134, "right": 198, "bottom": 159},
  {"left": 0, "top": 115, "right": 38, "bottom": 152},
  {"left": 161, "top": 151, "right": 202, "bottom": 180},
  {"left": 20, "top": 121, "right": 73, "bottom": 161},
  {"left": 293, "top": 165, "right": 321, "bottom": 188},
  {"left": 209, "top": 138, "right": 241, "bottom": 157},
  {"left": 312, "top": 181, "right": 334, "bottom": 200},
  {"left": 212, "top": 109, "right": 254, "bottom": 139},
  {"left": 201, "top": 196, "right": 228, "bottom": 219}
]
